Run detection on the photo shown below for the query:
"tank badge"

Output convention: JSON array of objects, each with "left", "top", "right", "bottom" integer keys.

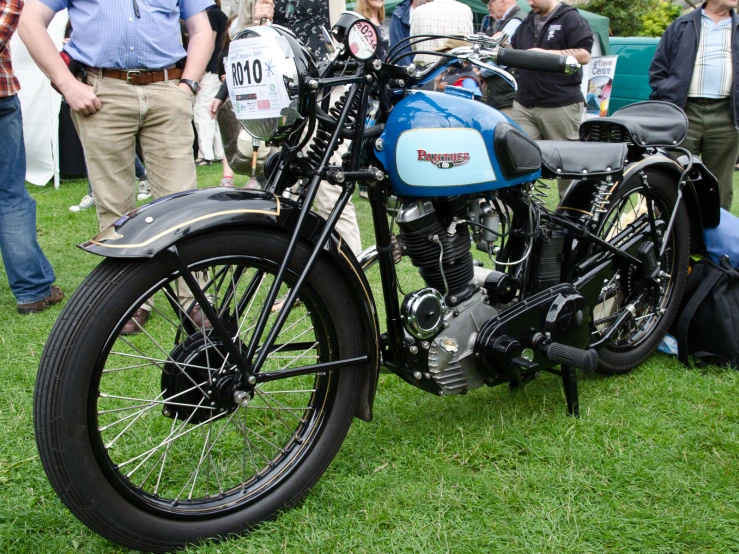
[{"left": 417, "top": 149, "right": 470, "bottom": 169}]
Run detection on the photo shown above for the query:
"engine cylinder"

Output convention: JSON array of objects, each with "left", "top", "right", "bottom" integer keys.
[{"left": 396, "top": 198, "right": 475, "bottom": 304}]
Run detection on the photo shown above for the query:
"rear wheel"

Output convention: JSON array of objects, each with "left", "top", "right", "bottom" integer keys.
[
  {"left": 590, "top": 170, "right": 690, "bottom": 375},
  {"left": 35, "top": 229, "right": 366, "bottom": 552}
]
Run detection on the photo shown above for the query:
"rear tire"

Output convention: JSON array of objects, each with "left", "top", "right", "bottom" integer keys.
[
  {"left": 591, "top": 169, "right": 690, "bottom": 375},
  {"left": 35, "top": 229, "right": 367, "bottom": 552}
]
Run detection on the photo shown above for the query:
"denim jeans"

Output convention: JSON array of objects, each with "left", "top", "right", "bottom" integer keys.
[
  {"left": 0, "top": 95, "right": 56, "bottom": 304},
  {"left": 135, "top": 154, "right": 146, "bottom": 181}
]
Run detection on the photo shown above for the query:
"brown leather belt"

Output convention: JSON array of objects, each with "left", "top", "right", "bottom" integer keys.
[{"left": 86, "top": 66, "right": 183, "bottom": 85}]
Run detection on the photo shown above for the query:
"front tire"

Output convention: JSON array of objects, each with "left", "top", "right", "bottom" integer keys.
[{"left": 35, "top": 230, "right": 366, "bottom": 552}]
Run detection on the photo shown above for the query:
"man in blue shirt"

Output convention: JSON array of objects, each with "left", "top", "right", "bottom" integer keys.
[{"left": 20, "top": 0, "right": 216, "bottom": 332}]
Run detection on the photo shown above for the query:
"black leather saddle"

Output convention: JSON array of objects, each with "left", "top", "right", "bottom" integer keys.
[
  {"left": 538, "top": 141, "right": 628, "bottom": 179},
  {"left": 579, "top": 101, "right": 689, "bottom": 148}
]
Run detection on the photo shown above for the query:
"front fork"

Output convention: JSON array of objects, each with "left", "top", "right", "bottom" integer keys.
[{"left": 162, "top": 83, "right": 375, "bottom": 395}]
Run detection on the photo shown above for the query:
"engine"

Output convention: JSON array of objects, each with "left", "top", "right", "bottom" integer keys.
[
  {"left": 393, "top": 197, "right": 584, "bottom": 397},
  {"left": 395, "top": 197, "right": 500, "bottom": 396},
  {"left": 395, "top": 197, "right": 476, "bottom": 306},
  {"left": 424, "top": 274, "right": 498, "bottom": 395}
]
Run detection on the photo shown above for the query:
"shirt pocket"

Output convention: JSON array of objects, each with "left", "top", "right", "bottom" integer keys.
[{"left": 144, "top": 0, "right": 180, "bottom": 14}]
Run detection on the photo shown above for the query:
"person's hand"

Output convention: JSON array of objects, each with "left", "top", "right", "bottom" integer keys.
[
  {"left": 528, "top": 47, "right": 548, "bottom": 53},
  {"left": 220, "top": 74, "right": 226, "bottom": 82},
  {"left": 178, "top": 82, "right": 194, "bottom": 96},
  {"left": 209, "top": 98, "right": 224, "bottom": 119},
  {"left": 60, "top": 79, "right": 102, "bottom": 115},
  {"left": 254, "top": 0, "right": 275, "bottom": 22}
]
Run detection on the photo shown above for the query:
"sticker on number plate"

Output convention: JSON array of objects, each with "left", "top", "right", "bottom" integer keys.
[{"left": 227, "top": 36, "right": 290, "bottom": 120}]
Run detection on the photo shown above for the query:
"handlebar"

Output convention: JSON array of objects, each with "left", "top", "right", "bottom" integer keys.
[
  {"left": 406, "top": 39, "right": 580, "bottom": 90},
  {"left": 496, "top": 48, "right": 578, "bottom": 74}
]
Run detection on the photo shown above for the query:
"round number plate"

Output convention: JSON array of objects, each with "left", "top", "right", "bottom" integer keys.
[{"left": 347, "top": 20, "right": 378, "bottom": 61}]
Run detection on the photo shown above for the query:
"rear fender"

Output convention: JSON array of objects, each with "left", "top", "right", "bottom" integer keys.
[
  {"left": 557, "top": 153, "right": 721, "bottom": 253},
  {"left": 80, "top": 189, "right": 380, "bottom": 422}
]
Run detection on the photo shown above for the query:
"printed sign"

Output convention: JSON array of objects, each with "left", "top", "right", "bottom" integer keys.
[
  {"left": 581, "top": 55, "right": 618, "bottom": 118},
  {"left": 227, "top": 36, "right": 290, "bottom": 120}
]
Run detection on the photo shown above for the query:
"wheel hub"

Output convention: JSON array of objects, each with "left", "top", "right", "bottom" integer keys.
[{"left": 161, "top": 334, "right": 248, "bottom": 424}]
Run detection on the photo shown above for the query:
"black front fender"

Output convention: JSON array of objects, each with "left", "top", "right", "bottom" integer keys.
[{"left": 80, "top": 188, "right": 380, "bottom": 422}]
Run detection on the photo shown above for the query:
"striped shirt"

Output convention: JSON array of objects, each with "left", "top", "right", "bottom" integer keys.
[
  {"left": 40, "top": 0, "right": 213, "bottom": 70},
  {"left": 688, "top": 11, "right": 733, "bottom": 99},
  {"left": 410, "top": 0, "right": 474, "bottom": 66},
  {"left": 0, "top": 0, "right": 23, "bottom": 97}
]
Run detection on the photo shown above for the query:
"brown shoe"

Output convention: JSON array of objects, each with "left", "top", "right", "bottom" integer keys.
[
  {"left": 188, "top": 304, "right": 212, "bottom": 329},
  {"left": 120, "top": 308, "right": 151, "bottom": 335},
  {"left": 17, "top": 285, "right": 64, "bottom": 314}
]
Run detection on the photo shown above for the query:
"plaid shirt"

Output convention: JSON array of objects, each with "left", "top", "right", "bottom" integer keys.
[
  {"left": 0, "top": 0, "right": 23, "bottom": 97},
  {"left": 410, "top": 0, "right": 473, "bottom": 66}
]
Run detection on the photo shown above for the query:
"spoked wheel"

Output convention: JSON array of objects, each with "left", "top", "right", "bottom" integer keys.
[
  {"left": 590, "top": 170, "right": 690, "bottom": 375},
  {"left": 35, "top": 230, "right": 367, "bottom": 552}
]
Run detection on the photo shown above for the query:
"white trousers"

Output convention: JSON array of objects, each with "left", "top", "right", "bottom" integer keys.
[{"left": 193, "top": 72, "right": 224, "bottom": 161}]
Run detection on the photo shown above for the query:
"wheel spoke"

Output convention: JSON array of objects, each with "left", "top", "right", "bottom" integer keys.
[
  {"left": 99, "top": 392, "right": 215, "bottom": 411},
  {"left": 138, "top": 414, "right": 179, "bottom": 492},
  {"left": 120, "top": 402, "right": 221, "bottom": 473},
  {"left": 108, "top": 351, "right": 216, "bottom": 373},
  {"left": 121, "top": 318, "right": 211, "bottom": 398},
  {"left": 254, "top": 388, "right": 309, "bottom": 424}
]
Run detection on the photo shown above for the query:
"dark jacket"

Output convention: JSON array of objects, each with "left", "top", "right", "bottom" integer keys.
[
  {"left": 511, "top": 4, "right": 593, "bottom": 108},
  {"left": 649, "top": 5, "right": 739, "bottom": 128},
  {"left": 481, "top": 14, "right": 494, "bottom": 35},
  {"left": 484, "top": 6, "right": 526, "bottom": 110},
  {"left": 389, "top": 0, "right": 414, "bottom": 65}
]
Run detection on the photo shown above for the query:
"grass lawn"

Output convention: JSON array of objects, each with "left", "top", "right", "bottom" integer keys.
[{"left": 1, "top": 165, "right": 739, "bottom": 553}]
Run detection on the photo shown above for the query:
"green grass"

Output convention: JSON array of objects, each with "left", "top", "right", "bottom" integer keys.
[{"left": 1, "top": 166, "right": 739, "bottom": 553}]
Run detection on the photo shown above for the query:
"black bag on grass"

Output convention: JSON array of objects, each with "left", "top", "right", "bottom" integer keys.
[{"left": 675, "top": 256, "right": 739, "bottom": 368}]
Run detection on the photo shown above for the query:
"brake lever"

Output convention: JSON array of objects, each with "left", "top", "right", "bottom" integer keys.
[{"left": 465, "top": 55, "right": 517, "bottom": 92}]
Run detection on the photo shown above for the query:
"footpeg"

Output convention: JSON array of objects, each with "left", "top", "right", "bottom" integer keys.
[{"left": 535, "top": 336, "right": 598, "bottom": 373}]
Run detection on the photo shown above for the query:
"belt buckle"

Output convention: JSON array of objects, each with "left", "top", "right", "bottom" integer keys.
[{"left": 126, "top": 70, "right": 141, "bottom": 84}]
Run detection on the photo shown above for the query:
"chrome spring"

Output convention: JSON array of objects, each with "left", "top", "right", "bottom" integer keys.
[
  {"left": 305, "top": 91, "right": 360, "bottom": 170},
  {"left": 592, "top": 179, "right": 615, "bottom": 214},
  {"left": 328, "top": 90, "right": 361, "bottom": 125},
  {"left": 305, "top": 127, "right": 334, "bottom": 170},
  {"left": 532, "top": 180, "right": 550, "bottom": 207}
]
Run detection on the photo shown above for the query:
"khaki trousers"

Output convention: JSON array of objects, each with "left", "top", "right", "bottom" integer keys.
[
  {"left": 511, "top": 101, "right": 584, "bottom": 198},
  {"left": 682, "top": 98, "right": 739, "bottom": 212},
  {"left": 72, "top": 72, "right": 198, "bottom": 231},
  {"left": 313, "top": 181, "right": 362, "bottom": 255},
  {"left": 72, "top": 72, "right": 199, "bottom": 311}
]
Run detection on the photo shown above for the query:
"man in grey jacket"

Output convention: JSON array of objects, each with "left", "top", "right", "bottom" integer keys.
[{"left": 650, "top": 0, "right": 739, "bottom": 211}]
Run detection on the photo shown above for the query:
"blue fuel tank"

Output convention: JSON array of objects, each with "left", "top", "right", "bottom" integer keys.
[{"left": 373, "top": 91, "right": 541, "bottom": 197}]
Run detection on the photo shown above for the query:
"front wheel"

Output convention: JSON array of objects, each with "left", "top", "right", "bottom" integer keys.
[
  {"left": 35, "top": 229, "right": 367, "bottom": 552},
  {"left": 589, "top": 169, "right": 690, "bottom": 375}
]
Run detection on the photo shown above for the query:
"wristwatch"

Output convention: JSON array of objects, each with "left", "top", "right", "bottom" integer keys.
[{"left": 180, "top": 79, "right": 200, "bottom": 93}]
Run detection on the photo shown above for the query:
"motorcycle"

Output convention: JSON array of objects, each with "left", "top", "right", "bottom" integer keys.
[{"left": 35, "top": 13, "right": 720, "bottom": 552}]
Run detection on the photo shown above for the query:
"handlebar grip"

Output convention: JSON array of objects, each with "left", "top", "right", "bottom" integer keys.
[
  {"left": 541, "top": 342, "right": 599, "bottom": 373},
  {"left": 496, "top": 48, "right": 569, "bottom": 73}
]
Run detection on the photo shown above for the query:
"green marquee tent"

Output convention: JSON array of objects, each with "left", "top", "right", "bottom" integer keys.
[{"left": 348, "top": 0, "right": 610, "bottom": 54}]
